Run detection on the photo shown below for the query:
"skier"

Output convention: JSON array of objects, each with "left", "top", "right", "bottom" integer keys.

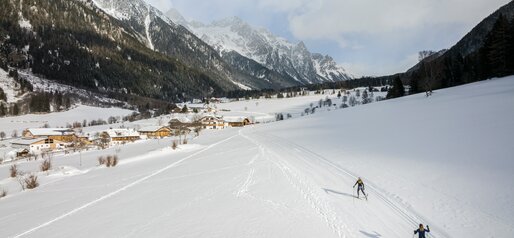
[
  {"left": 414, "top": 224, "right": 430, "bottom": 238},
  {"left": 353, "top": 177, "right": 367, "bottom": 199}
]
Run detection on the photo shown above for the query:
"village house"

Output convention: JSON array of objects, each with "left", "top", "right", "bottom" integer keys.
[
  {"left": 11, "top": 137, "right": 65, "bottom": 156},
  {"left": 138, "top": 126, "right": 172, "bottom": 138},
  {"left": 168, "top": 118, "right": 193, "bottom": 129},
  {"left": 23, "top": 128, "right": 76, "bottom": 143},
  {"left": 199, "top": 116, "right": 227, "bottom": 130},
  {"left": 171, "top": 107, "right": 183, "bottom": 114},
  {"left": 224, "top": 117, "right": 251, "bottom": 127},
  {"left": 100, "top": 129, "right": 140, "bottom": 146}
]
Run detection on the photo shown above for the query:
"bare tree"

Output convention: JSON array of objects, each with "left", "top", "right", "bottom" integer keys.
[
  {"left": 349, "top": 96, "right": 357, "bottom": 107},
  {"left": 194, "top": 127, "right": 202, "bottom": 137},
  {"left": 108, "top": 116, "right": 117, "bottom": 124},
  {"left": 73, "top": 136, "right": 86, "bottom": 166},
  {"left": 24, "top": 175, "right": 39, "bottom": 189},
  {"left": 9, "top": 164, "right": 18, "bottom": 178},
  {"left": 11, "top": 130, "right": 18, "bottom": 138}
]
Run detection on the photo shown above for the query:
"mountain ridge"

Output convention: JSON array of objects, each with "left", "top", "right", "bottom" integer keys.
[{"left": 166, "top": 9, "right": 353, "bottom": 85}]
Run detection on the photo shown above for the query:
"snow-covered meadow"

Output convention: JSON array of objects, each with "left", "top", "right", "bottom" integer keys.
[
  {"left": 0, "top": 77, "right": 512, "bottom": 237},
  {"left": 0, "top": 105, "right": 134, "bottom": 137}
]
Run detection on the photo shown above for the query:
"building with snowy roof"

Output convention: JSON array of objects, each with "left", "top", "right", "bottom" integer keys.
[
  {"left": 100, "top": 129, "right": 140, "bottom": 145},
  {"left": 138, "top": 126, "right": 172, "bottom": 138},
  {"left": 22, "top": 128, "right": 76, "bottom": 142},
  {"left": 11, "top": 137, "right": 65, "bottom": 155},
  {"left": 223, "top": 117, "right": 251, "bottom": 127}
]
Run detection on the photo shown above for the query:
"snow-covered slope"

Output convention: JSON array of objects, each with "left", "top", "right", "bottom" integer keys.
[
  {"left": 167, "top": 11, "right": 353, "bottom": 84},
  {"left": 0, "top": 105, "right": 134, "bottom": 136},
  {"left": 0, "top": 77, "right": 512, "bottom": 237},
  {"left": 0, "top": 68, "right": 25, "bottom": 103}
]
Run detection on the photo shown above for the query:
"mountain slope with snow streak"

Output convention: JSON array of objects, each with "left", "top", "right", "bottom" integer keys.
[
  {"left": 0, "top": 76, "right": 513, "bottom": 237},
  {"left": 166, "top": 11, "right": 353, "bottom": 85}
]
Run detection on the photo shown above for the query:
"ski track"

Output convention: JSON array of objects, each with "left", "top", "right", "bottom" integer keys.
[
  {"left": 258, "top": 131, "right": 449, "bottom": 238},
  {"left": 11, "top": 127, "right": 451, "bottom": 238},
  {"left": 239, "top": 129, "right": 349, "bottom": 238},
  {"left": 235, "top": 168, "right": 255, "bottom": 198},
  {"left": 12, "top": 133, "right": 240, "bottom": 238}
]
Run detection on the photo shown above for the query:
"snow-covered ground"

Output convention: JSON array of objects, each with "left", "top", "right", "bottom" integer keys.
[
  {"left": 0, "top": 105, "right": 134, "bottom": 137},
  {"left": 0, "top": 77, "right": 512, "bottom": 237},
  {"left": 195, "top": 89, "right": 378, "bottom": 122},
  {"left": 0, "top": 68, "right": 24, "bottom": 103}
]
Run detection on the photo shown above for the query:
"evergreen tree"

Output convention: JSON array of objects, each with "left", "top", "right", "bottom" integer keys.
[
  {"left": 362, "top": 90, "right": 369, "bottom": 104},
  {"left": 409, "top": 78, "right": 420, "bottom": 95},
  {"left": 484, "top": 14, "right": 512, "bottom": 77},
  {"left": 12, "top": 104, "right": 19, "bottom": 115},
  {"left": 386, "top": 76, "right": 405, "bottom": 99}
]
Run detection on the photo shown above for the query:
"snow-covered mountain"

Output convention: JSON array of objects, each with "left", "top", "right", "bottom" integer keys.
[
  {"left": 91, "top": 0, "right": 243, "bottom": 90},
  {"left": 90, "top": 0, "right": 321, "bottom": 90},
  {"left": 166, "top": 11, "right": 353, "bottom": 84}
]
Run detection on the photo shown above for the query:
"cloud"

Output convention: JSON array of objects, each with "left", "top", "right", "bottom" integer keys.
[{"left": 281, "top": 0, "right": 509, "bottom": 47}]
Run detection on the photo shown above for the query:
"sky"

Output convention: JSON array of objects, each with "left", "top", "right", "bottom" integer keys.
[{"left": 145, "top": 0, "right": 511, "bottom": 76}]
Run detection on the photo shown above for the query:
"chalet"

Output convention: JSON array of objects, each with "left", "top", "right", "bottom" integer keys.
[
  {"left": 23, "top": 128, "right": 76, "bottom": 142},
  {"left": 11, "top": 137, "right": 65, "bottom": 154},
  {"left": 100, "top": 129, "right": 140, "bottom": 145},
  {"left": 168, "top": 118, "right": 193, "bottom": 129},
  {"left": 224, "top": 117, "right": 251, "bottom": 127},
  {"left": 199, "top": 116, "right": 227, "bottom": 130},
  {"left": 138, "top": 126, "right": 172, "bottom": 138},
  {"left": 172, "top": 107, "right": 183, "bottom": 113}
]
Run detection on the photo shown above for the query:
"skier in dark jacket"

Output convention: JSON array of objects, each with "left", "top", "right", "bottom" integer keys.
[
  {"left": 353, "top": 177, "right": 366, "bottom": 198},
  {"left": 414, "top": 224, "right": 430, "bottom": 238}
]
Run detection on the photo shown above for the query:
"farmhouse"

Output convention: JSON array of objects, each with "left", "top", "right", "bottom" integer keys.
[
  {"left": 100, "top": 129, "right": 140, "bottom": 145},
  {"left": 11, "top": 137, "right": 65, "bottom": 154},
  {"left": 168, "top": 118, "right": 193, "bottom": 129},
  {"left": 138, "top": 126, "right": 172, "bottom": 138},
  {"left": 224, "top": 117, "right": 251, "bottom": 127},
  {"left": 23, "top": 128, "right": 76, "bottom": 142},
  {"left": 199, "top": 116, "right": 227, "bottom": 130}
]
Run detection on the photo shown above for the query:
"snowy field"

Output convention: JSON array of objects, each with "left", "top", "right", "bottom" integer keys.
[
  {"left": 0, "top": 105, "right": 134, "bottom": 137},
  {"left": 0, "top": 77, "right": 512, "bottom": 237}
]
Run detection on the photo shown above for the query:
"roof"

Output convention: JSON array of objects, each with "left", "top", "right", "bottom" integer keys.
[
  {"left": 169, "top": 117, "right": 192, "bottom": 123},
  {"left": 11, "top": 137, "right": 47, "bottom": 146},
  {"left": 200, "top": 115, "right": 223, "bottom": 121},
  {"left": 27, "top": 128, "right": 74, "bottom": 136},
  {"left": 138, "top": 126, "right": 169, "bottom": 132},
  {"left": 104, "top": 129, "right": 140, "bottom": 138},
  {"left": 223, "top": 116, "right": 250, "bottom": 123}
]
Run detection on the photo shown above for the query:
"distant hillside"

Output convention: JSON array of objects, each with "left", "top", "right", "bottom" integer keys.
[
  {"left": 402, "top": 1, "right": 514, "bottom": 93},
  {"left": 0, "top": 0, "right": 240, "bottom": 106}
]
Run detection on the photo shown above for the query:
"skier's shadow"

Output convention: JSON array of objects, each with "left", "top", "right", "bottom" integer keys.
[
  {"left": 322, "top": 188, "right": 355, "bottom": 198},
  {"left": 359, "top": 230, "right": 382, "bottom": 237}
]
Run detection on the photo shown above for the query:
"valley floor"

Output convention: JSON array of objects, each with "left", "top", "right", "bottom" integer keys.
[{"left": 1, "top": 77, "right": 513, "bottom": 237}]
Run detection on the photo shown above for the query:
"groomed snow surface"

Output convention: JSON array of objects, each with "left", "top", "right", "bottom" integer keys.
[
  {"left": 1, "top": 77, "right": 513, "bottom": 237},
  {"left": 0, "top": 105, "right": 134, "bottom": 136}
]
